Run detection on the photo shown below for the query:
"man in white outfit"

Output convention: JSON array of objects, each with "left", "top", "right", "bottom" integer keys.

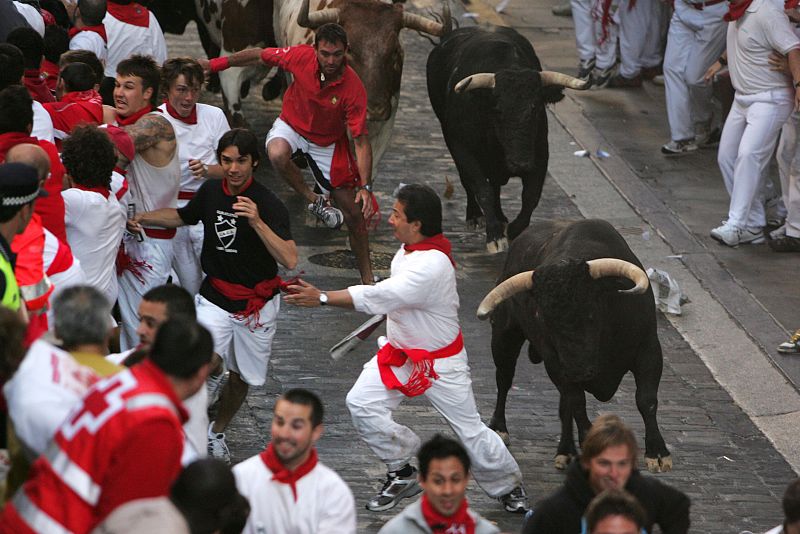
[
  {"left": 706, "top": 0, "right": 800, "bottom": 247},
  {"left": 571, "top": 0, "right": 619, "bottom": 86},
  {"left": 661, "top": 0, "right": 728, "bottom": 155},
  {"left": 285, "top": 184, "right": 529, "bottom": 514},
  {"left": 233, "top": 389, "right": 356, "bottom": 534}
]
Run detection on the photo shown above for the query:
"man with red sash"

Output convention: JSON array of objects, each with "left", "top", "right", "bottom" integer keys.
[
  {"left": 285, "top": 183, "right": 528, "bottom": 514},
  {"left": 379, "top": 435, "right": 499, "bottom": 534},
  {"left": 130, "top": 128, "right": 297, "bottom": 463},
  {"left": 44, "top": 62, "right": 103, "bottom": 143},
  {"left": 0, "top": 317, "right": 214, "bottom": 534},
  {"left": 204, "top": 23, "right": 376, "bottom": 285},
  {"left": 233, "top": 388, "right": 355, "bottom": 533},
  {"left": 67, "top": 0, "right": 108, "bottom": 66}
]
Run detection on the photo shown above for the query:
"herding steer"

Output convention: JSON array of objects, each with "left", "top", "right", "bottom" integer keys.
[
  {"left": 476, "top": 219, "right": 673, "bottom": 473},
  {"left": 427, "top": 26, "right": 588, "bottom": 253}
]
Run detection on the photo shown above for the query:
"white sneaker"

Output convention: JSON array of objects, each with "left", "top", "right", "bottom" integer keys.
[
  {"left": 770, "top": 224, "right": 787, "bottom": 240},
  {"left": 207, "top": 422, "right": 231, "bottom": 464},
  {"left": 661, "top": 139, "right": 698, "bottom": 156},
  {"left": 206, "top": 371, "right": 228, "bottom": 407},
  {"left": 307, "top": 195, "right": 344, "bottom": 229},
  {"left": 710, "top": 222, "right": 765, "bottom": 246}
]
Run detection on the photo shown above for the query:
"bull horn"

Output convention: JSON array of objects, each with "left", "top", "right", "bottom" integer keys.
[
  {"left": 586, "top": 258, "right": 649, "bottom": 294},
  {"left": 402, "top": 11, "right": 445, "bottom": 36},
  {"left": 297, "top": 0, "right": 340, "bottom": 29},
  {"left": 477, "top": 271, "right": 534, "bottom": 320},
  {"left": 539, "top": 70, "right": 590, "bottom": 90},
  {"left": 454, "top": 73, "right": 496, "bottom": 93}
]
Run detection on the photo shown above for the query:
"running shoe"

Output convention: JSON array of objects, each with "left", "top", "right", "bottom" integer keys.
[
  {"left": 661, "top": 139, "right": 698, "bottom": 156},
  {"left": 366, "top": 467, "right": 422, "bottom": 512},
  {"left": 207, "top": 422, "right": 231, "bottom": 464},
  {"left": 710, "top": 221, "right": 765, "bottom": 246},
  {"left": 777, "top": 329, "right": 800, "bottom": 354},
  {"left": 206, "top": 370, "right": 228, "bottom": 408},
  {"left": 498, "top": 485, "right": 530, "bottom": 513},
  {"left": 308, "top": 195, "right": 344, "bottom": 229}
]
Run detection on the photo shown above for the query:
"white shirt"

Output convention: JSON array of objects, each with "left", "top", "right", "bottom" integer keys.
[
  {"left": 127, "top": 140, "right": 181, "bottom": 222},
  {"left": 4, "top": 340, "right": 99, "bottom": 456},
  {"left": 103, "top": 11, "right": 167, "bottom": 78},
  {"left": 13, "top": 1, "right": 44, "bottom": 36},
  {"left": 110, "top": 169, "right": 132, "bottom": 208},
  {"left": 69, "top": 31, "right": 108, "bottom": 66},
  {"left": 32, "top": 100, "right": 55, "bottom": 144},
  {"left": 727, "top": 0, "right": 800, "bottom": 95},
  {"left": 62, "top": 188, "right": 126, "bottom": 304},
  {"left": 348, "top": 248, "right": 462, "bottom": 352},
  {"left": 157, "top": 102, "right": 229, "bottom": 195},
  {"left": 233, "top": 454, "right": 356, "bottom": 534}
]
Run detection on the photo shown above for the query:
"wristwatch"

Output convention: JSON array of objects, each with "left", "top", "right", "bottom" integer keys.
[
  {"left": 359, "top": 183, "right": 373, "bottom": 193},
  {"left": 319, "top": 292, "right": 329, "bottom": 306}
]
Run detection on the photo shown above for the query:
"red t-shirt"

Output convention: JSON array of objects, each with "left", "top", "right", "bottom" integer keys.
[
  {"left": 23, "top": 69, "right": 55, "bottom": 104},
  {"left": 260, "top": 45, "right": 368, "bottom": 146}
]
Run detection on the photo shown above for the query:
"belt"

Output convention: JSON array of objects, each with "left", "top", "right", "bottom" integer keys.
[
  {"left": 143, "top": 227, "right": 176, "bottom": 239},
  {"left": 686, "top": 0, "right": 726, "bottom": 9},
  {"left": 178, "top": 191, "right": 195, "bottom": 200}
]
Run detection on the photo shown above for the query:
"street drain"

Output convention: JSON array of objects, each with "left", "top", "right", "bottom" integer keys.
[{"left": 308, "top": 250, "right": 394, "bottom": 270}]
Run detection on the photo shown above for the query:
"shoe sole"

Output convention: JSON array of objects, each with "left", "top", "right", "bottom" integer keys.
[
  {"left": 777, "top": 346, "right": 800, "bottom": 354},
  {"left": 711, "top": 233, "right": 765, "bottom": 246},
  {"left": 365, "top": 482, "right": 423, "bottom": 512}
]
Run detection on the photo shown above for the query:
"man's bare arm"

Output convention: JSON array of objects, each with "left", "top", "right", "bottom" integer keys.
[
  {"left": 123, "top": 114, "right": 176, "bottom": 155},
  {"left": 789, "top": 48, "right": 800, "bottom": 111}
]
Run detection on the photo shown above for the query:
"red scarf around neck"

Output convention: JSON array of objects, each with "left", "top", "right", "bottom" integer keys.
[
  {"left": 0, "top": 132, "right": 38, "bottom": 161},
  {"left": 421, "top": 494, "right": 476, "bottom": 534},
  {"left": 405, "top": 233, "right": 455, "bottom": 267},
  {"left": 163, "top": 100, "right": 197, "bottom": 125},
  {"left": 107, "top": 2, "right": 150, "bottom": 27},
  {"left": 725, "top": 0, "right": 753, "bottom": 20},
  {"left": 73, "top": 183, "right": 110, "bottom": 199},
  {"left": 116, "top": 104, "right": 153, "bottom": 126},
  {"left": 260, "top": 443, "right": 318, "bottom": 501},
  {"left": 68, "top": 24, "right": 108, "bottom": 42}
]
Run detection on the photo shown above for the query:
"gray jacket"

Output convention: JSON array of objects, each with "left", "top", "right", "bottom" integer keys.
[{"left": 378, "top": 498, "right": 500, "bottom": 534}]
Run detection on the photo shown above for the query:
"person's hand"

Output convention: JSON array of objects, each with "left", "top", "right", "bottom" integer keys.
[
  {"left": 355, "top": 188, "right": 375, "bottom": 219},
  {"left": 794, "top": 86, "right": 800, "bottom": 112},
  {"left": 769, "top": 51, "right": 789, "bottom": 73},
  {"left": 188, "top": 159, "right": 208, "bottom": 179},
  {"left": 283, "top": 280, "right": 322, "bottom": 307},
  {"left": 233, "top": 196, "right": 262, "bottom": 228},
  {"left": 703, "top": 61, "right": 723, "bottom": 84},
  {"left": 127, "top": 214, "right": 144, "bottom": 234},
  {"left": 197, "top": 58, "right": 211, "bottom": 83}
]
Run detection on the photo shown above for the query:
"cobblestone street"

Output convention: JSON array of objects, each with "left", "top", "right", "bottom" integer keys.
[{"left": 167, "top": 8, "right": 797, "bottom": 531}]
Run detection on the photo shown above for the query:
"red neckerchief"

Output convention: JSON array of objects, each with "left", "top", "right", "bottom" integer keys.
[
  {"left": 787, "top": 0, "right": 799, "bottom": 8},
  {"left": 421, "top": 494, "right": 476, "bottom": 534},
  {"left": 61, "top": 89, "right": 103, "bottom": 107},
  {"left": 68, "top": 24, "right": 108, "bottom": 42},
  {"left": 107, "top": 1, "right": 150, "bottom": 27},
  {"left": 725, "top": 0, "right": 753, "bottom": 20},
  {"left": 0, "top": 132, "right": 38, "bottom": 160},
  {"left": 404, "top": 233, "right": 456, "bottom": 267},
  {"left": 163, "top": 100, "right": 197, "bottom": 125},
  {"left": 72, "top": 183, "right": 110, "bottom": 199},
  {"left": 221, "top": 176, "right": 253, "bottom": 196},
  {"left": 260, "top": 443, "right": 318, "bottom": 501},
  {"left": 116, "top": 104, "right": 153, "bottom": 126}
]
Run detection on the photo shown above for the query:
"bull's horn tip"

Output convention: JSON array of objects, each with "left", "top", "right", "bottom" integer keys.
[
  {"left": 476, "top": 307, "right": 491, "bottom": 320},
  {"left": 454, "top": 79, "right": 469, "bottom": 93}
]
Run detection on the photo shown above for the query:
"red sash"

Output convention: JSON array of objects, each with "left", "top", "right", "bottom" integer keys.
[
  {"left": 421, "top": 494, "right": 476, "bottom": 534},
  {"left": 260, "top": 443, "right": 318, "bottom": 502},
  {"left": 143, "top": 227, "right": 176, "bottom": 239},
  {"left": 377, "top": 331, "right": 463, "bottom": 397},
  {"left": 330, "top": 133, "right": 360, "bottom": 188},
  {"left": 209, "top": 276, "right": 284, "bottom": 328}
]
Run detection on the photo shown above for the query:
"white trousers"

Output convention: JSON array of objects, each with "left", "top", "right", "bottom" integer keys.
[
  {"left": 346, "top": 351, "right": 523, "bottom": 498},
  {"left": 118, "top": 236, "right": 174, "bottom": 351},
  {"left": 663, "top": 2, "right": 727, "bottom": 142},
  {"left": 172, "top": 222, "right": 204, "bottom": 296},
  {"left": 617, "top": 0, "right": 662, "bottom": 78},
  {"left": 718, "top": 89, "right": 794, "bottom": 229},
  {"left": 777, "top": 113, "right": 800, "bottom": 238},
  {"left": 572, "top": 0, "right": 618, "bottom": 70}
]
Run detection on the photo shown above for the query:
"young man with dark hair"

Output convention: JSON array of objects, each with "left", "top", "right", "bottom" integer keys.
[
  {"left": 131, "top": 127, "right": 297, "bottom": 463},
  {"left": 203, "top": 22, "right": 376, "bottom": 285},
  {"left": 1, "top": 317, "right": 213, "bottom": 534},
  {"left": 158, "top": 56, "right": 230, "bottom": 296},
  {"left": 523, "top": 414, "right": 690, "bottom": 534},
  {"left": 584, "top": 489, "right": 648, "bottom": 534},
  {"left": 0, "top": 43, "right": 54, "bottom": 145},
  {"left": 67, "top": 0, "right": 108, "bottom": 66},
  {"left": 233, "top": 388, "right": 356, "bottom": 533},
  {"left": 60, "top": 48, "right": 105, "bottom": 88},
  {"left": 61, "top": 124, "right": 126, "bottom": 306},
  {"left": 6, "top": 26, "right": 54, "bottom": 103},
  {"left": 286, "top": 183, "right": 528, "bottom": 514},
  {"left": 111, "top": 54, "right": 180, "bottom": 352},
  {"left": 379, "top": 435, "right": 499, "bottom": 533},
  {"left": 44, "top": 62, "right": 103, "bottom": 142}
]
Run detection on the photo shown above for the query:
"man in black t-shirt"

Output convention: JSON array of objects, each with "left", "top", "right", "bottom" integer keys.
[{"left": 130, "top": 128, "right": 298, "bottom": 463}]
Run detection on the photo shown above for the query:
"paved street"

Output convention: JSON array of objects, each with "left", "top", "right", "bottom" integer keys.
[{"left": 164, "top": 3, "right": 798, "bottom": 532}]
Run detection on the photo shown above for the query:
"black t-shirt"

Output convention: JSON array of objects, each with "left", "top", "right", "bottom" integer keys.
[{"left": 177, "top": 178, "right": 292, "bottom": 313}]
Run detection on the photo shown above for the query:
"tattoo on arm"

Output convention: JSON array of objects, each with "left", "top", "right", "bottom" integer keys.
[{"left": 124, "top": 114, "right": 176, "bottom": 153}]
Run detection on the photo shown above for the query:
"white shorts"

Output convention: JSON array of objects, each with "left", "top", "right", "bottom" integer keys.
[
  {"left": 195, "top": 294, "right": 279, "bottom": 387},
  {"left": 266, "top": 117, "right": 336, "bottom": 193}
]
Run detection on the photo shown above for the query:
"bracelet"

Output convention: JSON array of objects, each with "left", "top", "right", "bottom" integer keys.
[
  {"left": 718, "top": 56, "right": 727, "bottom": 67},
  {"left": 795, "top": 80, "right": 800, "bottom": 89},
  {"left": 209, "top": 56, "right": 231, "bottom": 73}
]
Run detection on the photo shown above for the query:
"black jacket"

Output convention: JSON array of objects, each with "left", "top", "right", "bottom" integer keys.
[{"left": 522, "top": 460, "right": 690, "bottom": 534}]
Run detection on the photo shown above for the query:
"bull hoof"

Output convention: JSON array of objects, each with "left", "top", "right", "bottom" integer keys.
[
  {"left": 486, "top": 237, "right": 509, "bottom": 254},
  {"left": 494, "top": 430, "right": 511, "bottom": 446},
  {"left": 466, "top": 216, "right": 486, "bottom": 230},
  {"left": 554, "top": 454, "right": 573, "bottom": 470},
  {"left": 645, "top": 455, "right": 673, "bottom": 473}
]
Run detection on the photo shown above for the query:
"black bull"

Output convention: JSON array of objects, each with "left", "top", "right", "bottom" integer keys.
[
  {"left": 477, "top": 219, "right": 672, "bottom": 473},
  {"left": 426, "top": 26, "right": 588, "bottom": 254}
]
